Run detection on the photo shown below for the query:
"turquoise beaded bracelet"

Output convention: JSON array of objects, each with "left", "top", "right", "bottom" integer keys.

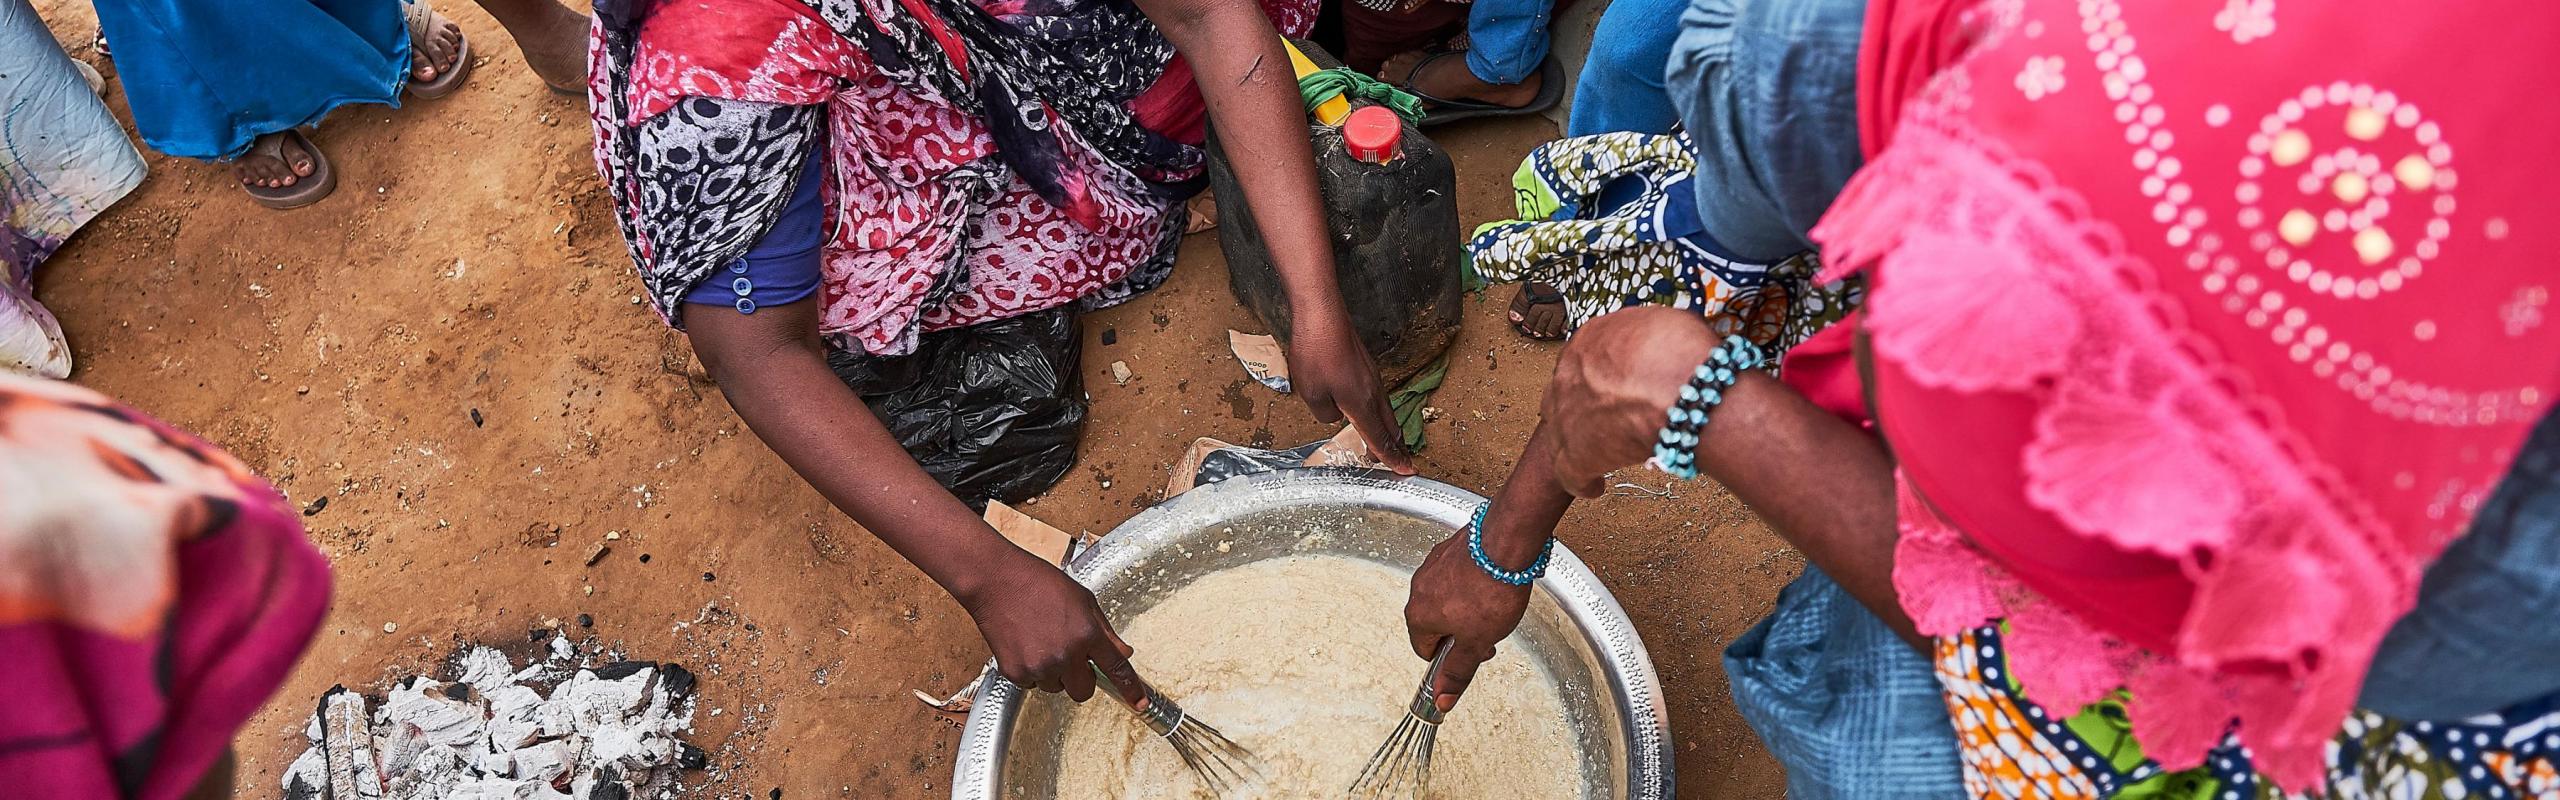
[
  {"left": 1465, "top": 503, "right": 1553, "bottom": 586},
  {"left": 1652, "top": 335, "right": 1767, "bottom": 480}
]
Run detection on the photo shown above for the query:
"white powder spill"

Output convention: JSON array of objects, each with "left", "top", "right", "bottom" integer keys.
[{"left": 283, "top": 636, "right": 701, "bottom": 800}]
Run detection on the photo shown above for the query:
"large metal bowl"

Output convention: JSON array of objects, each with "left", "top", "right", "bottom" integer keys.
[{"left": 951, "top": 468, "right": 1673, "bottom": 799}]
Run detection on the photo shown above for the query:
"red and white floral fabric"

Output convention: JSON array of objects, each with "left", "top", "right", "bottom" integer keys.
[{"left": 590, "top": 0, "right": 1315, "bottom": 355}]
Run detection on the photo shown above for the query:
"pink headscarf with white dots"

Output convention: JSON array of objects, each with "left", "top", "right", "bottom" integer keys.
[{"left": 1813, "top": 0, "right": 2560, "bottom": 787}]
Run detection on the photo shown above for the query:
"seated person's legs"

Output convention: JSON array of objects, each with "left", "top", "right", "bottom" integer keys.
[
  {"left": 1668, "top": 0, "right": 1868, "bottom": 260},
  {"left": 1366, "top": 0, "right": 1556, "bottom": 113},
  {"left": 1563, "top": 0, "right": 1688, "bottom": 136},
  {"left": 1341, "top": 0, "right": 1472, "bottom": 74}
]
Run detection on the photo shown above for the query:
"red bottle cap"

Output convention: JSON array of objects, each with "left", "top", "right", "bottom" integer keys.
[{"left": 1342, "top": 106, "right": 1404, "bottom": 164}]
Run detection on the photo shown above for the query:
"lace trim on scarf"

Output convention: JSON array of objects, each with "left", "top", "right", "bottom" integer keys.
[{"left": 1821, "top": 109, "right": 2425, "bottom": 788}]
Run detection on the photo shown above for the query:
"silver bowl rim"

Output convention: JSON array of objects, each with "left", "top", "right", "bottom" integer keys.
[{"left": 949, "top": 467, "right": 1674, "bottom": 799}]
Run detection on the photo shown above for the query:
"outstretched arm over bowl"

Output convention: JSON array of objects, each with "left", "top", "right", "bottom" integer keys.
[
  {"left": 1404, "top": 308, "right": 1917, "bottom": 710},
  {"left": 686, "top": 300, "right": 1144, "bottom": 705}
]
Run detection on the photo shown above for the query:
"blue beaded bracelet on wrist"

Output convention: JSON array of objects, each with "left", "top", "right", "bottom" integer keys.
[
  {"left": 1465, "top": 503, "right": 1553, "bottom": 586},
  {"left": 1652, "top": 335, "right": 1767, "bottom": 481}
]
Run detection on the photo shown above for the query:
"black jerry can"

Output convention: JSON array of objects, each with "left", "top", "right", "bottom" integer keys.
[{"left": 1204, "top": 39, "right": 1463, "bottom": 386}]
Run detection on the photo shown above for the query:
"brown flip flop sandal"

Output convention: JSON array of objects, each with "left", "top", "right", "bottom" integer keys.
[
  {"left": 240, "top": 130, "right": 337, "bottom": 210},
  {"left": 406, "top": 14, "right": 474, "bottom": 100}
]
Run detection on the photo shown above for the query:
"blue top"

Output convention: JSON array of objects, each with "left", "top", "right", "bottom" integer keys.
[{"left": 682, "top": 148, "right": 827, "bottom": 315}]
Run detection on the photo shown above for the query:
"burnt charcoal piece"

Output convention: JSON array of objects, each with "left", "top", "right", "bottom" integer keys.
[{"left": 659, "top": 663, "right": 697, "bottom": 698}]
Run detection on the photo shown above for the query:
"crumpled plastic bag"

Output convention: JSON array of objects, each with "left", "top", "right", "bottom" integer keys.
[
  {"left": 1164, "top": 425, "right": 1386, "bottom": 498},
  {"left": 825, "top": 309, "right": 1084, "bottom": 507}
]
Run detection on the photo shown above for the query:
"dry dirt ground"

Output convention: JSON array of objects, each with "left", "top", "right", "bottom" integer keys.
[{"left": 31, "top": 4, "right": 1800, "bottom": 797}]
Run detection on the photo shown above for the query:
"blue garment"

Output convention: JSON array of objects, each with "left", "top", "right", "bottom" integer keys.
[
  {"left": 682, "top": 144, "right": 827, "bottom": 315},
  {"left": 1462, "top": 0, "right": 1683, "bottom": 136},
  {"left": 2361, "top": 408, "right": 2560, "bottom": 719},
  {"left": 1665, "top": 0, "right": 1868, "bottom": 261},
  {"left": 1725, "top": 567, "right": 1967, "bottom": 799},
  {"left": 1563, "top": 0, "right": 1688, "bottom": 137},
  {"left": 89, "top": 0, "right": 411, "bottom": 160},
  {"left": 1460, "top": 0, "right": 1554, "bottom": 86}
]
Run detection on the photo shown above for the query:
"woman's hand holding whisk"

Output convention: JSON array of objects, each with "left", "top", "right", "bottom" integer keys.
[
  {"left": 1405, "top": 407, "right": 1581, "bottom": 711},
  {"left": 1405, "top": 536, "right": 1529, "bottom": 713},
  {"left": 959, "top": 551, "right": 1143, "bottom": 703}
]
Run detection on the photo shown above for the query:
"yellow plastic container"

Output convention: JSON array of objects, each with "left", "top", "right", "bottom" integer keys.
[{"left": 1283, "top": 39, "right": 1351, "bottom": 126}]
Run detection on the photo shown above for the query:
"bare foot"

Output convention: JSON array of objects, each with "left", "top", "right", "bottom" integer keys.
[
  {"left": 1380, "top": 50, "right": 1541, "bottom": 109},
  {"left": 234, "top": 131, "right": 317, "bottom": 190},
  {"left": 412, "top": 12, "right": 464, "bottom": 83}
]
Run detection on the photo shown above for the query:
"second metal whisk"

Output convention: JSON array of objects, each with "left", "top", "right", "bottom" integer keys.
[
  {"left": 1097, "top": 664, "right": 1266, "bottom": 798},
  {"left": 1346, "top": 640, "right": 1454, "bottom": 798}
]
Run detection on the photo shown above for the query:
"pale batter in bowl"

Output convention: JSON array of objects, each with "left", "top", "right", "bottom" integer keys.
[{"left": 1052, "top": 555, "right": 1583, "bottom": 799}]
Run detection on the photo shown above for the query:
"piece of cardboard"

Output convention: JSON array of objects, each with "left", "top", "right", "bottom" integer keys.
[
  {"left": 1184, "top": 194, "right": 1219, "bottom": 234},
  {"left": 1304, "top": 424, "right": 1387, "bottom": 470},
  {"left": 1227, "top": 330, "right": 1292, "bottom": 392},
  {"left": 985, "top": 501, "right": 1072, "bottom": 567}
]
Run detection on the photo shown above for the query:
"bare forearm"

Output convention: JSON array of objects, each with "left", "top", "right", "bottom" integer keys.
[
  {"left": 1479, "top": 426, "right": 1578, "bottom": 566},
  {"left": 1152, "top": 7, "right": 1343, "bottom": 312},
  {"left": 687, "top": 309, "right": 1036, "bottom": 603},
  {"left": 1697, "top": 373, "right": 1917, "bottom": 646}
]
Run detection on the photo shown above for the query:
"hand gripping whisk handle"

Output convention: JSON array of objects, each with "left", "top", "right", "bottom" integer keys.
[{"left": 1093, "top": 663, "right": 1189, "bottom": 738}]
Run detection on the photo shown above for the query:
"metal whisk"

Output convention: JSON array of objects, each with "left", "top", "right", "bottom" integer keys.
[
  {"left": 1095, "top": 664, "right": 1266, "bottom": 797},
  {"left": 1347, "top": 640, "right": 1454, "bottom": 798}
]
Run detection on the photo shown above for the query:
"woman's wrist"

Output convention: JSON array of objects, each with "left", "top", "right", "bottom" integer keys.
[
  {"left": 940, "top": 539, "right": 1050, "bottom": 613},
  {"left": 1475, "top": 506, "right": 1556, "bottom": 574}
]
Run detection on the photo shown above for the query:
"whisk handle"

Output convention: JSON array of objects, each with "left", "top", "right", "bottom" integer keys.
[
  {"left": 1409, "top": 640, "right": 1454, "bottom": 725},
  {"left": 1091, "top": 663, "right": 1188, "bottom": 737}
]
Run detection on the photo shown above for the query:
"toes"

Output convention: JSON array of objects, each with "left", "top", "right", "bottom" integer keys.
[
  {"left": 1528, "top": 307, "right": 1567, "bottom": 338},
  {"left": 1379, "top": 51, "right": 1430, "bottom": 82}
]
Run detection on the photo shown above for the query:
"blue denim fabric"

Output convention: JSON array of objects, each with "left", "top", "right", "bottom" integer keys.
[
  {"left": 682, "top": 145, "right": 826, "bottom": 314},
  {"left": 2360, "top": 409, "right": 2560, "bottom": 719},
  {"left": 1665, "top": 0, "right": 1868, "bottom": 261},
  {"left": 1461, "top": 0, "right": 1555, "bottom": 85},
  {"left": 1726, "top": 567, "right": 1967, "bottom": 799},
  {"left": 1564, "top": 0, "right": 1689, "bottom": 136}
]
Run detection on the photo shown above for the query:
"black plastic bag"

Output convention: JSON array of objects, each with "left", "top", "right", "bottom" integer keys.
[{"left": 825, "top": 309, "right": 1084, "bottom": 508}]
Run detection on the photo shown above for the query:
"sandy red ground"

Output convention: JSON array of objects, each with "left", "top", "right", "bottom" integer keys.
[{"left": 30, "top": 4, "right": 1798, "bottom": 796}]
